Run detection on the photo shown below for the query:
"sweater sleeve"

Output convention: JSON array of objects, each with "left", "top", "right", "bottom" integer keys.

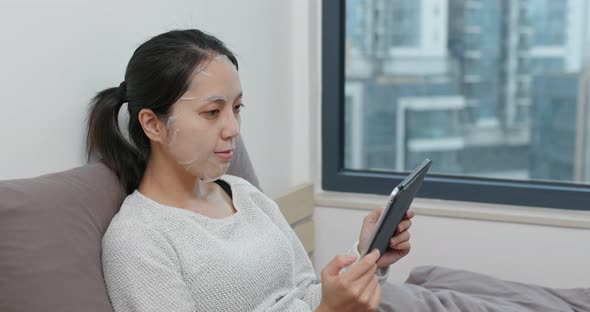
[
  {"left": 249, "top": 191, "right": 323, "bottom": 311},
  {"left": 101, "top": 222, "right": 197, "bottom": 312}
]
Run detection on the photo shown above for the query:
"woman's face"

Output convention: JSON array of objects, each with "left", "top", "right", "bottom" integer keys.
[{"left": 164, "top": 55, "right": 243, "bottom": 182}]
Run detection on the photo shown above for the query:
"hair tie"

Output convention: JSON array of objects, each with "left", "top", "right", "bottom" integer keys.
[{"left": 117, "top": 81, "right": 128, "bottom": 103}]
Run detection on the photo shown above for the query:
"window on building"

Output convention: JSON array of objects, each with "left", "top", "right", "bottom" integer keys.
[{"left": 323, "top": 0, "right": 590, "bottom": 210}]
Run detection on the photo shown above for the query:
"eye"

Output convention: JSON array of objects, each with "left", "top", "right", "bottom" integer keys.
[
  {"left": 205, "top": 109, "right": 220, "bottom": 117},
  {"left": 234, "top": 104, "right": 245, "bottom": 113}
]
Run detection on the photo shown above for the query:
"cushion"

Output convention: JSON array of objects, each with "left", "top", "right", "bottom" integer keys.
[
  {"left": 0, "top": 137, "right": 259, "bottom": 312},
  {"left": 0, "top": 163, "right": 125, "bottom": 312}
]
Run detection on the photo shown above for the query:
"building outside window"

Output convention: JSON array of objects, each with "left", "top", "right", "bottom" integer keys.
[{"left": 326, "top": 0, "right": 590, "bottom": 210}]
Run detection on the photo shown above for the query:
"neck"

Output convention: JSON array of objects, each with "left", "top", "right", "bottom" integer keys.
[{"left": 138, "top": 149, "right": 214, "bottom": 208}]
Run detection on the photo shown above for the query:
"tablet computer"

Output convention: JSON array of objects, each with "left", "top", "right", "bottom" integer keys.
[{"left": 361, "top": 159, "right": 432, "bottom": 259}]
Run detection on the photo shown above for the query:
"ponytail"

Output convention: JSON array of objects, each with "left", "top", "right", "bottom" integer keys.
[{"left": 86, "top": 85, "right": 146, "bottom": 194}]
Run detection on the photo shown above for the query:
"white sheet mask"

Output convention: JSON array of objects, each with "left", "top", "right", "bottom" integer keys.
[
  {"left": 165, "top": 115, "right": 238, "bottom": 185},
  {"left": 179, "top": 54, "right": 235, "bottom": 101},
  {"left": 164, "top": 54, "right": 241, "bottom": 186}
]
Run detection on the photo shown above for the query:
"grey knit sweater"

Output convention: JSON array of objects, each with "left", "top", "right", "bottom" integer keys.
[{"left": 102, "top": 175, "right": 388, "bottom": 312}]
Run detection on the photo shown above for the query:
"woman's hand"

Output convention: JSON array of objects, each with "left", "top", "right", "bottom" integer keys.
[
  {"left": 317, "top": 250, "right": 382, "bottom": 312},
  {"left": 358, "top": 207, "right": 414, "bottom": 268}
]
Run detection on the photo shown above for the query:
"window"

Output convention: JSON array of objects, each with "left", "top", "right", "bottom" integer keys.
[
  {"left": 322, "top": 0, "right": 590, "bottom": 210},
  {"left": 529, "top": 0, "right": 567, "bottom": 46}
]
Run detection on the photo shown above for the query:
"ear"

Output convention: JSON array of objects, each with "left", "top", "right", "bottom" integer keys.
[{"left": 138, "top": 108, "right": 168, "bottom": 143}]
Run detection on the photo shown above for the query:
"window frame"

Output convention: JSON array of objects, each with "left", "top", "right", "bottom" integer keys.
[{"left": 321, "top": 0, "right": 590, "bottom": 211}]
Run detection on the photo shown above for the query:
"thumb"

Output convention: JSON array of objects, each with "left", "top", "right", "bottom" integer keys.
[
  {"left": 322, "top": 254, "right": 357, "bottom": 277},
  {"left": 366, "top": 207, "right": 384, "bottom": 223}
]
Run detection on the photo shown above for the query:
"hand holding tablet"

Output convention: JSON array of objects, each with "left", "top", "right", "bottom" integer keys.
[{"left": 359, "top": 159, "right": 432, "bottom": 263}]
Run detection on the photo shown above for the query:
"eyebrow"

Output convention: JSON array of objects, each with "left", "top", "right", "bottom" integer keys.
[
  {"left": 205, "top": 92, "right": 243, "bottom": 103},
  {"left": 206, "top": 95, "right": 228, "bottom": 102}
]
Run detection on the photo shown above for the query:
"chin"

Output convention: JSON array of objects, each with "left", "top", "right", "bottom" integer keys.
[{"left": 210, "top": 166, "right": 230, "bottom": 178}]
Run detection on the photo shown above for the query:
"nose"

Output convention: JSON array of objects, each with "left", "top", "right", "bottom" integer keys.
[{"left": 220, "top": 109, "right": 240, "bottom": 140}]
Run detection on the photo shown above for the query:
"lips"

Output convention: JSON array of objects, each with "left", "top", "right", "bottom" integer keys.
[{"left": 215, "top": 149, "right": 234, "bottom": 160}]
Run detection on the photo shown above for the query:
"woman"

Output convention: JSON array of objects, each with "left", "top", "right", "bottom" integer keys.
[{"left": 88, "top": 29, "right": 414, "bottom": 312}]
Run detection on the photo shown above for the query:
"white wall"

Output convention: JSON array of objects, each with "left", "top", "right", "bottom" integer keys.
[{"left": 0, "top": 0, "right": 295, "bottom": 197}]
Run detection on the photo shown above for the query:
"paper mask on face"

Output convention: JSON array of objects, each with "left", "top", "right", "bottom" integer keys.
[{"left": 164, "top": 54, "right": 241, "bottom": 184}]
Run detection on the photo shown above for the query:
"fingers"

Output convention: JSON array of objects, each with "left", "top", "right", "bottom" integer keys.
[
  {"left": 396, "top": 218, "right": 412, "bottom": 234},
  {"left": 359, "top": 276, "right": 379, "bottom": 309},
  {"left": 321, "top": 254, "right": 357, "bottom": 278},
  {"left": 390, "top": 230, "right": 410, "bottom": 247},
  {"left": 364, "top": 207, "right": 384, "bottom": 224},
  {"left": 354, "top": 264, "right": 379, "bottom": 292},
  {"left": 405, "top": 209, "right": 415, "bottom": 219},
  {"left": 391, "top": 241, "right": 411, "bottom": 253},
  {"left": 343, "top": 249, "right": 379, "bottom": 281},
  {"left": 369, "top": 282, "right": 382, "bottom": 311}
]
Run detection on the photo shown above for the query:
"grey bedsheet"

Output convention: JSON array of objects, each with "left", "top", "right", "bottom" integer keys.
[{"left": 379, "top": 266, "right": 590, "bottom": 312}]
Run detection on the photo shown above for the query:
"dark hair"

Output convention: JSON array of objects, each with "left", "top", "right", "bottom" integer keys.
[{"left": 86, "top": 29, "right": 239, "bottom": 194}]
